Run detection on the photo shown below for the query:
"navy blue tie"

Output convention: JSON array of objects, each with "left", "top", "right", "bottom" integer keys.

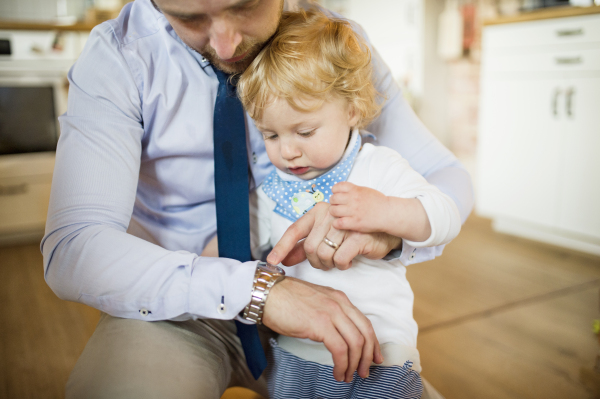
[{"left": 212, "top": 67, "right": 267, "bottom": 380}]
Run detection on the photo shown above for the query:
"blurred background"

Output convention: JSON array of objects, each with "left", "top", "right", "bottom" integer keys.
[{"left": 0, "top": 0, "right": 599, "bottom": 398}]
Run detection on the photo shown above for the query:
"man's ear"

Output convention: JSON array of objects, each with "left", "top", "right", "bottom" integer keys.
[{"left": 348, "top": 103, "right": 360, "bottom": 127}]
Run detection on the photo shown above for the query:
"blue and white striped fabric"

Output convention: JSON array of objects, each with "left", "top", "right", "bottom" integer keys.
[{"left": 265, "top": 339, "right": 423, "bottom": 399}]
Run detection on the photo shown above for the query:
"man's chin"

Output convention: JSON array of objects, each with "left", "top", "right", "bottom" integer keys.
[{"left": 206, "top": 57, "right": 253, "bottom": 75}]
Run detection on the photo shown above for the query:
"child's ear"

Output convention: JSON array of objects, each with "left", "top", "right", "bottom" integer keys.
[{"left": 347, "top": 103, "right": 360, "bottom": 127}]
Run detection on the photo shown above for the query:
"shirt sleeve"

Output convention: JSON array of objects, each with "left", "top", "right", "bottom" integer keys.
[
  {"left": 350, "top": 22, "right": 474, "bottom": 264},
  {"left": 370, "top": 145, "right": 461, "bottom": 248},
  {"left": 41, "top": 23, "right": 256, "bottom": 322}
]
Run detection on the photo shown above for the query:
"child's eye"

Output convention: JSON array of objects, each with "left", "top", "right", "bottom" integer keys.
[
  {"left": 298, "top": 130, "right": 315, "bottom": 137},
  {"left": 263, "top": 133, "right": 278, "bottom": 140}
]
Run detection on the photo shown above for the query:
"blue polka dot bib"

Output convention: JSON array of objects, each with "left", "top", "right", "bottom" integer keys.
[{"left": 262, "top": 131, "right": 361, "bottom": 223}]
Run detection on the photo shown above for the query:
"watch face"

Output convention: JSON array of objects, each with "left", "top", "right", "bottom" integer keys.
[{"left": 261, "top": 261, "right": 285, "bottom": 275}]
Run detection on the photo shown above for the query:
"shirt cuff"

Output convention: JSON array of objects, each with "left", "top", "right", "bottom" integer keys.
[
  {"left": 393, "top": 240, "right": 446, "bottom": 266},
  {"left": 188, "top": 257, "right": 258, "bottom": 320}
]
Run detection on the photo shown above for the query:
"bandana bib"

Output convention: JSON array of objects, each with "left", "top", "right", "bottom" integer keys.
[{"left": 262, "top": 132, "right": 361, "bottom": 223}]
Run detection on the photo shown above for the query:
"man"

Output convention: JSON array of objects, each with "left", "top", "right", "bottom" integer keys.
[{"left": 41, "top": 0, "right": 473, "bottom": 397}]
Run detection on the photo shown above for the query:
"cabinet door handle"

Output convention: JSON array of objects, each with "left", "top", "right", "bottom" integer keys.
[
  {"left": 556, "top": 28, "right": 583, "bottom": 37},
  {"left": 555, "top": 56, "right": 582, "bottom": 65},
  {"left": 565, "top": 87, "right": 575, "bottom": 118},
  {"left": 552, "top": 88, "right": 561, "bottom": 117},
  {"left": 0, "top": 183, "right": 28, "bottom": 196}
]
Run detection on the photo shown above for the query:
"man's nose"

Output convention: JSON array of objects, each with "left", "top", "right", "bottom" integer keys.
[{"left": 209, "top": 18, "right": 243, "bottom": 60}]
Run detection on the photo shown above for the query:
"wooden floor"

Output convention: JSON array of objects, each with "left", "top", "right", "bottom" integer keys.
[{"left": 0, "top": 215, "right": 599, "bottom": 398}]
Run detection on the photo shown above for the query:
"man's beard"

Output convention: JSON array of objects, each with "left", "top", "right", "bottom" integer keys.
[{"left": 197, "top": 37, "right": 265, "bottom": 75}]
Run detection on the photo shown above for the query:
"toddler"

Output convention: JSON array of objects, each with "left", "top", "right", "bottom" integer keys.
[{"left": 237, "top": 9, "right": 461, "bottom": 399}]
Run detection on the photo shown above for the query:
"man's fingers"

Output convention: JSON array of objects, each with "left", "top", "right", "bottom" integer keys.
[
  {"left": 316, "top": 226, "right": 346, "bottom": 270},
  {"left": 267, "top": 212, "right": 316, "bottom": 264},
  {"left": 302, "top": 206, "right": 336, "bottom": 270},
  {"left": 323, "top": 296, "right": 363, "bottom": 382},
  {"left": 333, "top": 315, "right": 364, "bottom": 383},
  {"left": 351, "top": 309, "right": 380, "bottom": 378},
  {"left": 322, "top": 329, "right": 349, "bottom": 382},
  {"left": 332, "top": 233, "right": 361, "bottom": 270},
  {"left": 280, "top": 240, "right": 308, "bottom": 266},
  {"left": 334, "top": 295, "right": 381, "bottom": 379}
]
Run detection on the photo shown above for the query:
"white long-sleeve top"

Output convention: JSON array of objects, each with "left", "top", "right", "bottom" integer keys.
[{"left": 251, "top": 133, "right": 461, "bottom": 371}]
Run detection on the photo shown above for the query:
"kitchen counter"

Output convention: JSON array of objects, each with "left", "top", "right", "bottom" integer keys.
[
  {"left": 0, "top": 20, "right": 98, "bottom": 31},
  {"left": 484, "top": 5, "right": 600, "bottom": 25}
]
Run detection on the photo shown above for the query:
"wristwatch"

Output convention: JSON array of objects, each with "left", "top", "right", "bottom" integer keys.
[{"left": 242, "top": 261, "right": 286, "bottom": 324}]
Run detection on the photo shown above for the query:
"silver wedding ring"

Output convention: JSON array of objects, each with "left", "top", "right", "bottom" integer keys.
[{"left": 323, "top": 237, "right": 340, "bottom": 250}]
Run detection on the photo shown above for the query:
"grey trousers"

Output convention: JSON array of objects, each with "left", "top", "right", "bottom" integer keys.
[{"left": 66, "top": 313, "right": 445, "bottom": 399}]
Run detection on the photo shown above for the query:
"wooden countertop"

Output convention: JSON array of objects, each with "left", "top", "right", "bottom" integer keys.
[
  {"left": 0, "top": 20, "right": 98, "bottom": 31},
  {"left": 484, "top": 5, "right": 600, "bottom": 25}
]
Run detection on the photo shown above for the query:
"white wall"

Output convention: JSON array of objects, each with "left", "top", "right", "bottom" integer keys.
[
  {"left": 418, "top": 0, "right": 450, "bottom": 146},
  {"left": 321, "top": 0, "right": 424, "bottom": 99},
  {"left": 319, "top": 0, "right": 451, "bottom": 145}
]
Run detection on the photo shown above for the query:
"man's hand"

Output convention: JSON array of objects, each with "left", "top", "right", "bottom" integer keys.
[
  {"left": 266, "top": 202, "right": 402, "bottom": 270},
  {"left": 262, "top": 277, "right": 384, "bottom": 382}
]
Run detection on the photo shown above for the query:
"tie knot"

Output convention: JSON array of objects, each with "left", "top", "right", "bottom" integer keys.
[
  {"left": 213, "top": 67, "right": 229, "bottom": 84},
  {"left": 213, "top": 67, "right": 237, "bottom": 97}
]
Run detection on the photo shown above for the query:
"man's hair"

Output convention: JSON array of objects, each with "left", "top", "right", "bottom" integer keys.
[{"left": 237, "top": 9, "right": 382, "bottom": 129}]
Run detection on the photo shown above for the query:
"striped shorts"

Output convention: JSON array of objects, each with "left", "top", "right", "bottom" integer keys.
[{"left": 265, "top": 339, "right": 423, "bottom": 399}]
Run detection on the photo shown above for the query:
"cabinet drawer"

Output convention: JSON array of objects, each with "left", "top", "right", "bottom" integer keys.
[
  {"left": 483, "top": 47, "right": 600, "bottom": 73},
  {"left": 0, "top": 177, "right": 52, "bottom": 233},
  {"left": 483, "top": 14, "right": 600, "bottom": 50}
]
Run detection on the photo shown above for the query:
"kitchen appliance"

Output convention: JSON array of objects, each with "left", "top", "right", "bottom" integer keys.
[{"left": 0, "top": 29, "right": 87, "bottom": 245}]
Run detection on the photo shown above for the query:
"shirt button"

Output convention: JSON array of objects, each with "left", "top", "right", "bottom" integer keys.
[
  {"left": 218, "top": 303, "right": 227, "bottom": 314},
  {"left": 201, "top": 57, "right": 207, "bottom": 63},
  {"left": 252, "top": 152, "right": 257, "bottom": 164},
  {"left": 139, "top": 308, "right": 150, "bottom": 317}
]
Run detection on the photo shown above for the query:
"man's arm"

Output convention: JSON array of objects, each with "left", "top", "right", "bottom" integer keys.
[
  {"left": 361, "top": 29, "right": 474, "bottom": 264},
  {"left": 43, "top": 21, "right": 380, "bottom": 381},
  {"left": 41, "top": 22, "right": 256, "bottom": 322}
]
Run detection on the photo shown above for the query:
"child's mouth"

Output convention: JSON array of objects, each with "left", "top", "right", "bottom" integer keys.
[{"left": 288, "top": 167, "right": 310, "bottom": 175}]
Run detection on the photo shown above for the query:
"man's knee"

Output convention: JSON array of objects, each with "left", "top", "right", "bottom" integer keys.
[{"left": 66, "top": 314, "right": 232, "bottom": 399}]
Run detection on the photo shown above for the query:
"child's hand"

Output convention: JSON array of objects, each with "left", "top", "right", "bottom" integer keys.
[{"left": 329, "top": 182, "right": 389, "bottom": 233}]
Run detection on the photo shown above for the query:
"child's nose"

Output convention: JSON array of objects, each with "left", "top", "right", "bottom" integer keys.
[{"left": 280, "top": 142, "right": 301, "bottom": 160}]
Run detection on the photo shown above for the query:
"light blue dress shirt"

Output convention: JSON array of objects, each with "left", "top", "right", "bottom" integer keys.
[{"left": 42, "top": 0, "right": 474, "bottom": 322}]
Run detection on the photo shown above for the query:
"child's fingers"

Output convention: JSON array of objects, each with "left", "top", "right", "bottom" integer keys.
[
  {"left": 332, "top": 181, "right": 356, "bottom": 193},
  {"left": 330, "top": 193, "right": 350, "bottom": 205},
  {"left": 329, "top": 204, "right": 353, "bottom": 218},
  {"left": 332, "top": 216, "right": 359, "bottom": 231}
]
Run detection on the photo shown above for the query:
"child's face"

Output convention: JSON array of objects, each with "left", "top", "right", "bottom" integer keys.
[{"left": 257, "top": 96, "right": 359, "bottom": 180}]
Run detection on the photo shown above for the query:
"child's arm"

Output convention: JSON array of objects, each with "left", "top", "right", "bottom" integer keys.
[
  {"left": 329, "top": 182, "right": 432, "bottom": 243},
  {"left": 328, "top": 146, "right": 461, "bottom": 248}
]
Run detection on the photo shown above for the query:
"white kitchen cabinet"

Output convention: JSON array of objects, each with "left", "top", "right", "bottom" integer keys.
[
  {"left": 477, "top": 13, "right": 600, "bottom": 255},
  {"left": 556, "top": 77, "right": 600, "bottom": 239}
]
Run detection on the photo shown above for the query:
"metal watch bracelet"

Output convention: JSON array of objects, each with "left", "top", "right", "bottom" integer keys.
[{"left": 242, "top": 262, "right": 285, "bottom": 324}]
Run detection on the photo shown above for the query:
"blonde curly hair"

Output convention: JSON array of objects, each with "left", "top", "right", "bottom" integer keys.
[{"left": 237, "top": 9, "right": 382, "bottom": 129}]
